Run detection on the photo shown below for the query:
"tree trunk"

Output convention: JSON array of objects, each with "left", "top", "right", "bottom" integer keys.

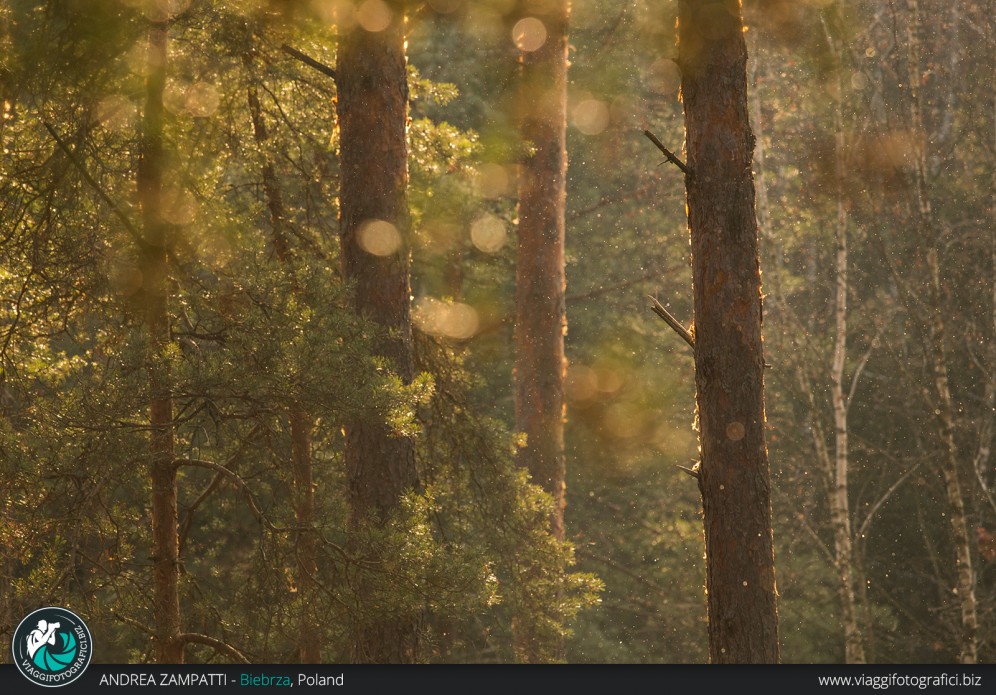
[
  {"left": 823, "top": 20, "right": 866, "bottom": 664},
  {"left": 678, "top": 0, "right": 778, "bottom": 663},
  {"left": 139, "top": 10, "right": 183, "bottom": 665},
  {"left": 336, "top": 0, "right": 420, "bottom": 663},
  {"left": 244, "top": 55, "right": 320, "bottom": 664},
  {"left": 828, "top": 124, "right": 865, "bottom": 667},
  {"left": 982, "top": 11, "right": 996, "bottom": 514},
  {"left": 513, "top": 0, "right": 569, "bottom": 542},
  {"left": 903, "top": 0, "right": 977, "bottom": 664},
  {"left": 511, "top": 0, "right": 569, "bottom": 663},
  {"left": 752, "top": 40, "right": 866, "bottom": 660}
]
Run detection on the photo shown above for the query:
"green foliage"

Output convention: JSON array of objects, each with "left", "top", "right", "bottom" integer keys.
[
  {"left": 3, "top": 0, "right": 994, "bottom": 666},
  {"left": 1, "top": 0, "right": 599, "bottom": 665},
  {"left": 414, "top": 335, "right": 601, "bottom": 662}
]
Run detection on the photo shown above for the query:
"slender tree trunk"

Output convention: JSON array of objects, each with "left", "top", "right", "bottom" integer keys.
[
  {"left": 336, "top": 1, "right": 421, "bottom": 663},
  {"left": 244, "top": 55, "right": 320, "bottom": 664},
  {"left": 511, "top": 0, "right": 569, "bottom": 664},
  {"left": 753, "top": 44, "right": 867, "bottom": 660},
  {"left": 139, "top": 10, "right": 183, "bottom": 665},
  {"left": 828, "top": 118, "right": 864, "bottom": 667},
  {"left": 904, "top": 0, "right": 977, "bottom": 664},
  {"left": 0, "top": 535, "right": 10, "bottom": 664},
  {"left": 982, "top": 12, "right": 996, "bottom": 512},
  {"left": 288, "top": 402, "right": 318, "bottom": 662},
  {"left": 678, "top": 0, "right": 778, "bottom": 663},
  {"left": 823, "top": 20, "right": 866, "bottom": 664}
]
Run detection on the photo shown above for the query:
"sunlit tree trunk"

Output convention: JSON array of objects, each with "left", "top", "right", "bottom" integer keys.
[
  {"left": 822, "top": 20, "right": 866, "bottom": 665},
  {"left": 336, "top": 0, "right": 421, "bottom": 663},
  {"left": 678, "top": 0, "right": 778, "bottom": 663},
  {"left": 139, "top": 7, "right": 183, "bottom": 665},
  {"left": 511, "top": 0, "right": 569, "bottom": 663},
  {"left": 244, "top": 52, "right": 320, "bottom": 664},
  {"left": 828, "top": 97, "right": 865, "bottom": 668},
  {"left": 903, "top": 0, "right": 977, "bottom": 664},
  {"left": 513, "top": 0, "right": 569, "bottom": 541}
]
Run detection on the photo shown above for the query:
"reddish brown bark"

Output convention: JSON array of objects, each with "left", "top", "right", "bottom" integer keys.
[
  {"left": 513, "top": 0, "right": 568, "bottom": 542},
  {"left": 139, "top": 12, "right": 183, "bottom": 665},
  {"left": 511, "top": 0, "right": 569, "bottom": 664},
  {"left": 336, "top": 1, "right": 420, "bottom": 663},
  {"left": 678, "top": 0, "right": 778, "bottom": 663}
]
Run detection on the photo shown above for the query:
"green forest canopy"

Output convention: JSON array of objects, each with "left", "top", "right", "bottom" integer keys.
[{"left": 1, "top": 0, "right": 994, "bottom": 664}]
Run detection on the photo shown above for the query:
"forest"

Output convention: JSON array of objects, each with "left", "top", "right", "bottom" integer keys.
[{"left": 1, "top": 0, "right": 994, "bottom": 666}]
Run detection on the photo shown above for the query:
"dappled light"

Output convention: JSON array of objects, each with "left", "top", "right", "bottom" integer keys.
[
  {"left": 512, "top": 17, "right": 547, "bottom": 52},
  {"left": 0, "top": 0, "right": 994, "bottom": 677},
  {"left": 572, "top": 98, "right": 611, "bottom": 135},
  {"left": 414, "top": 296, "right": 480, "bottom": 340},
  {"left": 470, "top": 213, "right": 508, "bottom": 253},
  {"left": 357, "top": 218, "right": 402, "bottom": 256},
  {"left": 355, "top": 0, "right": 393, "bottom": 33}
]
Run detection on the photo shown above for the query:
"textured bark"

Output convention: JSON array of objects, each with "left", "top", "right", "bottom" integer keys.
[
  {"left": 511, "top": 0, "right": 569, "bottom": 664},
  {"left": 678, "top": 0, "right": 778, "bottom": 663},
  {"left": 244, "top": 56, "right": 320, "bottom": 664},
  {"left": 139, "top": 12, "right": 183, "bottom": 665},
  {"left": 336, "top": 1, "right": 420, "bottom": 663},
  {"left": 904, "top": 0, "right": 977, "bottom": 664},
  {"left": 514, "top": 0, "right": 569, "bottom": 545}
]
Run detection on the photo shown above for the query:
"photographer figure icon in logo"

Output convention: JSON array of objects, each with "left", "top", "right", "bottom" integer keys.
[{"left": 12, "top": 607, "right": 92, "bottom": 687}]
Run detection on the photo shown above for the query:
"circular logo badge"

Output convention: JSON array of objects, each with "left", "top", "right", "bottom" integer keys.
[{"left": 12, "top": 607, "right": 92, "bottom": 688}]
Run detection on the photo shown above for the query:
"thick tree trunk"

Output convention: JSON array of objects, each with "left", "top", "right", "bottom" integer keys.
[
  {"left": 513, "top": 0, "right": 569, "bottom": 543},
  {"left": 904, "top": 0, "right": 977, "bottom": 664},
  {"left": 139, "top": 12, "right": 183, "bottom": 665},
  {"left": 244, "top": 58, "right": 320, "bottom": 664},
  {"left": 511, "top": 0, "right": 569, "bottom": 664},
  {"left": 336, "top": 1, "right": 420, "bottom": 663},
  {"left": 678, "top": 0, "right": 778, "bottom": 663}
]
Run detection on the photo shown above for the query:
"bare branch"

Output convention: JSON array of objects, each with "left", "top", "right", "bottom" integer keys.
[
  {"left": 856, "top": 461, "right": 921, "bottom": 541},
  {"left": 846, "top": 315, "right": 892, "bottom": 415},
  {"left": 649, "top": 295, "right": 695, "bottom": 349},
  {"left": 178, "top": 424, "right": 264, "bottom": 552},
  {"left": 281, "top": 44, "right": 336, "bottom": 80},
  {"left": 177, "top": 633, "right": 250, "bottom": 664},
  {"left": 175, "top": 457, "right": 292, "bottom": 534},
  {"left": 643, "top": 129, "right": 690, "bottom": 176},
  {"left": 112, "top": 611, "right": 156, "bottom": 637}
]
